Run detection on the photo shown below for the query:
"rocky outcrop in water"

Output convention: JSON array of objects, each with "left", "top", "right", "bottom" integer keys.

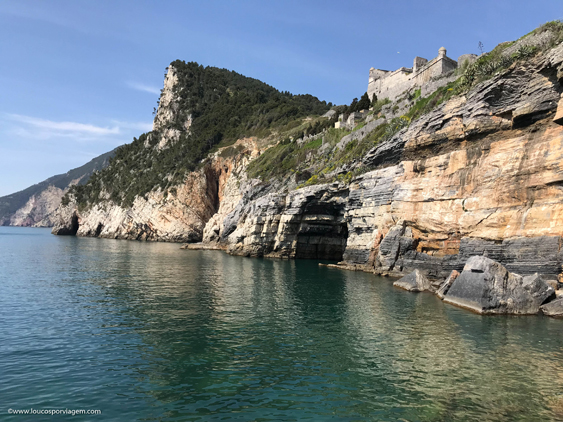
[
  {"left": 540, "top": 298, "right": 563, "bottom": 317},
  {"left": 442, "top": 256, "right": 555, "bottom": 314},
  {"left": 436, "top": 270, "right": 459, "bottom": 299},
  {"left": 393, "top": 269, "right": 432, "bottom": 292}
]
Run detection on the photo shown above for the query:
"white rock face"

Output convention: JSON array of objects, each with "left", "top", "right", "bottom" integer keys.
[
  {"left": 151, "top": 65, "right": 192, "bottom": 151},
  {"left": 55, "top": 170, "right": 218, "bottom": 242},
  {"left": 10, "top": 185, "right": 65, "bottom": 227},
  {"left": 202, "top": 139, "right": 261, "bottom": 243},
  {"left": 53, "top": 139, "right": 260, "bottom": 243},
  {"left": 153, "top": 65, "right": 179, "bottom": 132}
]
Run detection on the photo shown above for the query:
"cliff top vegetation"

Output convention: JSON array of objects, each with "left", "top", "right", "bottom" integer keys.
[{"left": 65, "top": 62, "right": 331, "bottom": 208}]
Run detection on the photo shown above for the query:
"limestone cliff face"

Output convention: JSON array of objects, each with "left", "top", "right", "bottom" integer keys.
[
  {"left": 0, "top": 149, "right": 114, "bottom": 227},
  {"left": 51, "top": 138, "right": 257, "bottom": 242},
  {"left": 9, "top": 185, "right": 65, "bottom": 227},
  {"left": 54, "top": 41, "right": 563, "bottom": 279},
  {"left": 193, "top": 42, "right": 563, "bottom": 279},
  {"left": 52, "top": 173, "right": 215, "bottom": 242}
]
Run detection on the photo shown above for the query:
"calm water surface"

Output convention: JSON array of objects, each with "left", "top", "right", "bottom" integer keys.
[{"left": 2, "top": 227, "right": 563, "bottom": 421}]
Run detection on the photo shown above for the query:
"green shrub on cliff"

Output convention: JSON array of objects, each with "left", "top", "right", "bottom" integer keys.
[
  {"left": 459, "top": 20, "right": 563, "bottom": 91},
  {"left": 371, "top": 98, "right": 391, "bottom": 115}
]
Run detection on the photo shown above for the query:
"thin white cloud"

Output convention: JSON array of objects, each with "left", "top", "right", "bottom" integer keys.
[
  {"left": 6, "top": 113, "right": 119, "bottom": 135},
  {"left": 1, "top": 113, "right": 153, "bottom": 146},
  {"left": 126, "top": 81, "right": 161, "bottom": 95}
]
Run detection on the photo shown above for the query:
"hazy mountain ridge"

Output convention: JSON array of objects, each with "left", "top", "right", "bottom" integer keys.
[{"left": 0, "top": 149, "right": 115, "bottom": 227}]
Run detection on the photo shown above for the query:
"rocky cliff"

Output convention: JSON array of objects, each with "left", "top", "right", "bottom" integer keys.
[
  {"left": 53, "top": 26, "right": 563, "bottom": 281},
  {"left": 192, "top": 39, "right": 563, "bottom": 280},
  {"left": 0, "top": 150, "right": 114, "bottom": 227},
  {"left": 52, "top": 138, "right": 259, "bottom": 241}
]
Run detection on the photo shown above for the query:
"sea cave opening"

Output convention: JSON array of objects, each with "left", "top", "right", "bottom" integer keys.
[
  {"left": 69, "top": 214, "right": 79, "bottom": 236},
  {"left": 294, "top": 222, "right": 349, "bottom": 262}
]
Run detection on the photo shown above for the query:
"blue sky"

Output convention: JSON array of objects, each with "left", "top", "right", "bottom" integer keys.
[{"left": 1, "top": 0, "right": 561, "bottom": 196}]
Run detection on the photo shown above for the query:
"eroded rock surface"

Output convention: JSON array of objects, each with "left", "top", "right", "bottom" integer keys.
[
  {"left": 51, "top": 147, "right": 243, "bottom": 242},
  {"left": 540, "top": 298, "right": 563, "bottom": 317},
  {"left": 393, "top": 269, "right": 432, "bottom": 292},
  {"left": 442, "top": 256, "right": 554, "bottom": 314},
  {"left": 436, "top": 270, "right": 460, "bottom": 299}
]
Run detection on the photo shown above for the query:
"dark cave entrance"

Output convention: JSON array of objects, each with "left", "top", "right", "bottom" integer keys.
[
  {"left": 69, "top": 214, "right": 79, "bottom": 236},
  {"left": 294, "top": 221, "right": 349, "bottom": 261}
]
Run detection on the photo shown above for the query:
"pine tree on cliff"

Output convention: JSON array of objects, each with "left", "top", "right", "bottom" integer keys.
[
  {"left": 348, "top": 98, "right": 358, "bottom": 113},
  {"left": 357, "top": 92, "right": 371, "bottom": 111}
]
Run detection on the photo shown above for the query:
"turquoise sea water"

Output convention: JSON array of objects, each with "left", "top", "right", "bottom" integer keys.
[{"left": 1, "top": 227, "right": 563, "bottom": 421}]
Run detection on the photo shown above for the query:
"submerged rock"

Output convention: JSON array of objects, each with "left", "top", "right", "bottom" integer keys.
[
  {"left": 443, "top": 256, "right": 554, "bottom": 314},
  {"left": 540, "top": 298, "right": 563, "bottom": 317},
  {"left": 393, "top": 269, "right": 432, "bottom": 292}
]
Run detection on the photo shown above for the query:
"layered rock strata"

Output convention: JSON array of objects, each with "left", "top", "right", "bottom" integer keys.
[
  {"left": 213, "top": 44, "right": 563, "bottom": 279},
  {"left": 442, "top": 256, "right": 555, "bottom": 314},
  {"left": 53, "top": 43, "right": 563, "bottom": 281}
]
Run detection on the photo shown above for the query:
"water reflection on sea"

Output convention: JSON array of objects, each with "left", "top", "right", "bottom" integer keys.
[{"left": 1, "top": 227, "right": 562, "bottom": 421}]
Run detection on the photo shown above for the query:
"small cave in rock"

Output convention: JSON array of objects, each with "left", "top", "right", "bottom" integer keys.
[
  {"left": 204, "top": 166, "right": 221, "bottom": 214},
  {"left": 294, "top": 222, "right": 349, "bottom": 261},
  {"left": 68, "top": 214, "right": 79, "bottom": 236}
]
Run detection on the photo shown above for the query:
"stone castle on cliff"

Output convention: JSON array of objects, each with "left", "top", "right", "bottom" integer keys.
[{"left": 367, "top": 47, "right": 477, "bottom": 101}]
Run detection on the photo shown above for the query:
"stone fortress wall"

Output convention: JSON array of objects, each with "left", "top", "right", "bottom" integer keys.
[{"left": 367, "top": 47, "right": 476, "bottom": 102}]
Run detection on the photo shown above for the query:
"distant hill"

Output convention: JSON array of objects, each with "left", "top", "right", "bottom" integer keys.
[{"left": 0, "top": 149, "right": 116, "bottom": 227}]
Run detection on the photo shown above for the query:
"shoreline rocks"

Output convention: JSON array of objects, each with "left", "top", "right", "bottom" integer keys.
[
  {"left": 540, "top": 298, "right": 563, "bottom": 317},
  {"left": 441, "top": 256, "right": 555, "bottom": 315},
  {"left": 436, "top": 270, "right": 460, "bottom": 299},
  {"left": 375, "top": 254, "right": 561, "bottom": 317},
  {"left": 393, "top": 269, "right": 432, "bottom": 292}
]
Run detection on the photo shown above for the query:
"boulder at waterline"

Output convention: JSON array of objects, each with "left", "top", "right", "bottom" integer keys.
[
  {"left": 443, "top": 256, "right": 555, "bottom": 314},
  {"left": 436, "top": 270, "right": 460, "bottom": 300},
  {"left": 393, "top": 269, "right": 432, "bottom": 292},
  {"left": 540, "top": 298, "right": 563, "bottom": 317}
]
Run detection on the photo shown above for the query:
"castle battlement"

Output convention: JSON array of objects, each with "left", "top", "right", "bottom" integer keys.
[{"left": 368, "top": 47, "right": 473, "bottom": 102}]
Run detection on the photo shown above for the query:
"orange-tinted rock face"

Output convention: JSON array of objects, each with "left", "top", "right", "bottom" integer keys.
[
  {"left": 341, "top": 118, "right": 563, "bottom": 278},
  {"left": 214, "top": 45, "right": 563, "bottom": 278},
  {"left": 205, "top": 117, "right": 563, "bottom": 279},
  {"left": 393, "top": 121, "right": 563, "bottom": 241}
]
